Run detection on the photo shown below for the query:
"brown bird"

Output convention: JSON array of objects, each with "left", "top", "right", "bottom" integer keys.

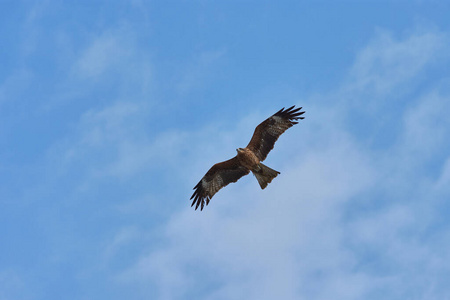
[{"left": 190, "top": 106, "right": 305, "bottom": 210}]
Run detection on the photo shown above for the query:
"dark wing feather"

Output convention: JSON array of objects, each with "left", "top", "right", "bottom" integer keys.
[
  {"left": 247, "top": 105, "right": 305, "bottom": 161},
  {"left": 190, "top": 156, "right": 250, "bottom": 211}
]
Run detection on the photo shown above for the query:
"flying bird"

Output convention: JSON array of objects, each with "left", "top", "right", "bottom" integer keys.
[{"left": 190, "top": 105, "right": 305, "bottom": 210}]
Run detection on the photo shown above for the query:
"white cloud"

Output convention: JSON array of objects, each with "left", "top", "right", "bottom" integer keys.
[
  {"left": 68, "top": 25, "right": 154, "bottom": 102},
  {"left": 435, "top": 157, "right": 450, "bottom": 192},
  {"left": 75, "top": 31, "right": 133, "bottom": 79},
  {"left": 401, "top": 87, "right": 450, "bottom": 160},
  {"left": 50, "top": 100, "right": 153, "bottom": 186},
  {"left": 107, "top": 29, "right": 450, "bottom": 300},
  {"left": 115, "top": 128, "right": 376, "bottom": 300},
  {"left": 104, "top": 226, "right": 142, "bottom": 261},
  {"left": 20, "top": 24, "right": 448, "bottom": 300},
  {"left": 347, "top": 29, "right": 446, "bottom": 95}
]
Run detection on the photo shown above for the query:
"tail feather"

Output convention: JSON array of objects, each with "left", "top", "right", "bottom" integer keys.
[{"left": 252, "top": 163, "right": 280, "bottom": 189}]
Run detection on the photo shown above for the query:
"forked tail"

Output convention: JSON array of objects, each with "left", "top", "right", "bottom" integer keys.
[{"left": 252, "top": 163, "right": 280, "bottom": 189}]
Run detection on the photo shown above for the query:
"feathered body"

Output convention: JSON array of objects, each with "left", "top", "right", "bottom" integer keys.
[
  {"left": 191, "top": 105, "right": 305, "bottom": 210},
  {"left": 236, "top": 147, "right": 259, "bottom": 170}
]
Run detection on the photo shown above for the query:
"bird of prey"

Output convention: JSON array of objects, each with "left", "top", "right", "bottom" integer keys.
[{"left": 190, "top": 105, "right": 305, "bottom": 210}]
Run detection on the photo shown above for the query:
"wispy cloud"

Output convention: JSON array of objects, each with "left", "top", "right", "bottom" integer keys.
[
  {"left": 176, "top": 49, "right": 227, "bottom": 94},
  {"left": 347, "top": 29, "right": 447, "bottom": 95},
  {"left": 0, "top": 269, "right": 27, "bottom": 300},
  {"left": 3, "top": 4, "right": 450, "bottom": 299},
  {"left": 74, "top": 32, "right": 133, "bottom": 80},
  {"left": 115, "top": 120, "right": 376, "bottom": 300},
  {"left": 70, "top": 26, "right": 154, "bottom": 99},
  {"left": 109, "top": 28, "right": 450, "bottom": 299}
]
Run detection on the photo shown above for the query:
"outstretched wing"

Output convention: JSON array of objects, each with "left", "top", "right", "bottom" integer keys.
[
  {"left": 191, "top": 157, "right": 250, "bottom": 211},
  {"left": 247, "top": 105, "right": 305, "bottom": 161}
]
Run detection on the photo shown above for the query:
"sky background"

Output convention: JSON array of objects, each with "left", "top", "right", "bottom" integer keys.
[{"left": 1, "top": 1, "right": 450, "bottom": 299}]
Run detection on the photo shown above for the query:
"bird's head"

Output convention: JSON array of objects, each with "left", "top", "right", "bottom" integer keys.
[{"left": 236, "top": 148, "right": 244, "bottom": 153}]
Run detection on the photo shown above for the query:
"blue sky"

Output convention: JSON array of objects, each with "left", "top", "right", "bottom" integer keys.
[{"left": 1, "top": 1, "right": 450, "bottom": 299}]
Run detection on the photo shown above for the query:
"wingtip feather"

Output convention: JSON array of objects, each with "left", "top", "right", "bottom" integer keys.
[{"left": 275, "top": 107, "right": 285, "bottom": 115}]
